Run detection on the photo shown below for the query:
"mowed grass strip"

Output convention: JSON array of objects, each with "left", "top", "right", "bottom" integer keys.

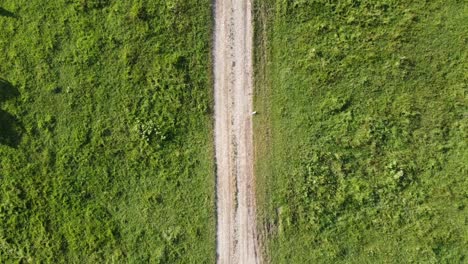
[
  {"left": 254, "top": 0, "right": 467, "bottom": 263},
  {"left": 0, "top": 0, "right": 214, "bottom": 262}
]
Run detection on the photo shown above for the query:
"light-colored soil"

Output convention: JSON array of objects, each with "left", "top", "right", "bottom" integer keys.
[{"left": 213, "top": 0, "right": 261, "bottom": 263}]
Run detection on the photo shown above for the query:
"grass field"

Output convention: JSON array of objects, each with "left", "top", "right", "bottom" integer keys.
[
  {"left": 254, "top": 0, "right": 467, "bottom": 263},
  {"left": 0, "top": 0, "right": 215, "bottom": 262}
]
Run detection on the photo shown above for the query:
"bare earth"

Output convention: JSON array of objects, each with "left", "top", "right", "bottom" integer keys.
[{"left": 214, "top": 0, "right": 261, "bottom": 263}]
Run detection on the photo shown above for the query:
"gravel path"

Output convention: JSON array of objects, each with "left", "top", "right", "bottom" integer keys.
[{"left": 213, "top": 0, "right": 261, "bottom": 263}]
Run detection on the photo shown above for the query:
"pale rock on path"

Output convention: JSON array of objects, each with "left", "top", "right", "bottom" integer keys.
[{"left": 213, "top": 0, "right": 261, "bottom": 263}]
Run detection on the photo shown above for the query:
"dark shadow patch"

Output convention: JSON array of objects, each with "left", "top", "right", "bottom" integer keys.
[
  {"left": 0, "top": 79, "right": 19, "bottom": 102},
  {"left": 175, "top": 55, "right": 188, "bottom": 70},
  {"left": 0, "top": 110, "right": 23, "bottom": 148},
  {"left": 51, "top": 87, "right": 62, "bottom": 94},
  {"left": 0, "top": 79, "right": 22, "bottom": 147},
  {"left": 0, "top": 7, "right": 17, "bottom": 18},
  {"left": 102, "top": 128, "right": 112, "bottom": 137}
]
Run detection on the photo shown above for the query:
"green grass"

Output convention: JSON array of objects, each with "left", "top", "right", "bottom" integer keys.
[
  {"left": 0, "top": 0, "right": 214, "bottom": 262},
  {"left": 254, "top": 0, "right": 467, "bottom": 263}
]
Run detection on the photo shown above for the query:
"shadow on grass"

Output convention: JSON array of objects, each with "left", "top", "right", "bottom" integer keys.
[
  {"left": 0, "top": 79, "right": 22, "bottom": 148},
  {"left": 0, "top": 7, "right": 17, "bottom": 18},
  {"left": 0, "top": 110, "right": 22, "bottom": 147},
  {"left": 0, "top": 79, "right": 19, "bottom": 101}
]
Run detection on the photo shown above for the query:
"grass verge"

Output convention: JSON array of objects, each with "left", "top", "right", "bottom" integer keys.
[
  {"left": 0, "top": 1, "right": 215, "bottom": 262},
  {"left": 254, "top": 0, "right": 467, "bottom": 263}
]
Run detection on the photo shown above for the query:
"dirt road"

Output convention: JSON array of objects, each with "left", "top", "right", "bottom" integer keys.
[{"left": 213, "top": 0, "right": 261, "bottom": 263}]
